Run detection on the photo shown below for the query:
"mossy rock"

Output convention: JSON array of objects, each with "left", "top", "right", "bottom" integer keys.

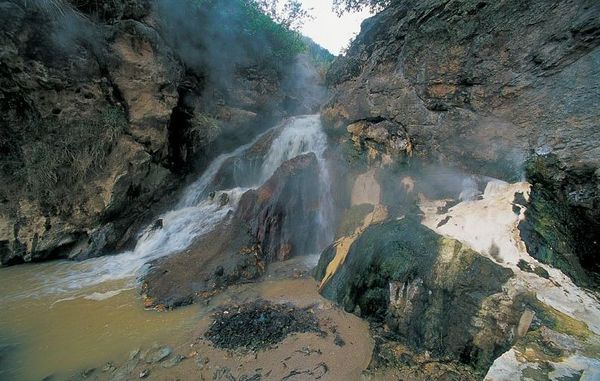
[
  {"left": 335, "top": 203, "right": 374, "bottom": 238},
  {"left": 520, "top": 154, "right": 599, "bottom": 289},
  {"left": 520, "top": 294, "right": 592, "bottom": 341},
  {"left": 512, "top": 294, "right": 598, "bottom": 370},
  {"left": 316, "top": 218, "right": 514, "bottom": 372},
  {"left": 517, "top": 260, "right": 550, "bottom": 279}
]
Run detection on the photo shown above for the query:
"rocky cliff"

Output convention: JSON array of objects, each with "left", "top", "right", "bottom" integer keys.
[
  {"left": 0, "top": 0, "right": 326, "bottom": 265},
  {"left": 316, "top": 0, "right": 600, "bottom": 378},
  {"left": 322, "top": 0, "right": 599, "bottom": 286}
]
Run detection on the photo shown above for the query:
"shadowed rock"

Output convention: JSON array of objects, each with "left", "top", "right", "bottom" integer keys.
[
  {"left": 236, "top": 152, "right": 321, "bottom": 261},
  {"left": 316, "top": 218, "right": 516, "bottom": 373}
]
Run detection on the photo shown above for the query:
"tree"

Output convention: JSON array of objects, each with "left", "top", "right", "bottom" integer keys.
[
  {"left": 332, "top": 0, "right": 391, "bottom": 15},
  {"left": 251, "top": 0, "right": 313, "bottom": 31}
]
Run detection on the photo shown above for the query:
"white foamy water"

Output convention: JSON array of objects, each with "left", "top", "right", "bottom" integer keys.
[
  {"left": 260, "top": 115, "right": 328, "bottom": 182},
  {"left": 2, "top": 115, "right": 333, "bottom": 300}
]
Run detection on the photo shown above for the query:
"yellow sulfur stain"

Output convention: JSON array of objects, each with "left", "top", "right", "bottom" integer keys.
[{"left": 319, "top": 204, "right": 388, "bottom": 291}]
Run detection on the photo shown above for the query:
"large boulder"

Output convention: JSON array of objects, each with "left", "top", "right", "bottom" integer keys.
[
  {"left": 236, "top": 152, "right": 321, "bottom": 261},
  {"left": 316, "top": 218, "right": 516, "bottom": 373},
  {"left": 142, "top": 153, "right": 323, "bottom": 308}
]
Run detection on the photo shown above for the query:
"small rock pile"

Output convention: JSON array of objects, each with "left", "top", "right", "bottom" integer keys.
[{"left": 205, "top": 300, "right": 321, "bottom": 351}]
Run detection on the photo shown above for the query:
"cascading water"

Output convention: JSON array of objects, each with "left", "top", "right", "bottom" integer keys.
[
  {"left": 259, "top": 115, "right": 334, "bottom": 248},
  {"left": 0, "top": 115, "right": 333, "bottom": 301}
]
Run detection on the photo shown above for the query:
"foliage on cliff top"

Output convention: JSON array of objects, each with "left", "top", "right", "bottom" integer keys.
[
  {"left": 252, "top": 0, "right": 312, "bottom": 31},
  {"left": 332, "top": 0, "right": 391, "bottom": 15},
  {"left": 157, "top": 0, "right": 308, "bottom": 74}
]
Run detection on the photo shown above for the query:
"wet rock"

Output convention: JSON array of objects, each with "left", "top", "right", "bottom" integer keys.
[
  {"left": 128, "top": 349, "right": 140, "bottom": 361},
  {"left": 236, "top": 152, "right": 322, "bottom": 261},
  {"left": 204, "top": 300, "right": 321, "bottom": 351},
  {"left": 141, "top": 217, "right": 262, "bottom": 308},
  {"left": 519, "top": 154, "right": 599, "bottom": 288},
  {"left": 333, "top": 334, "right": 345, "bottom": 347},
  {"left": 161, "top": 354, "right": 185, "bottom": 368},
  {"left": 108, "top": 354, "right": 139, "bottom": 381},
  {"left": 102, "top": 362, "right": 117, "bottom": 373},
  {"left": 218, "top": 193, "right": 230, "bottom": 207},
  {"left": 143, "top": 346, "right": 172, "bottom": 364},
  {"left": 316, "top": 218, "right": 515, "bottom": 373},
  {"left": 517, "top": 260, "right": 550, "bottom": 279},
  {"left": 150, "top": 219, "right": 163, "bottom": 231},
  {"left": 486, "top": 296, "right": 599, "bottom": 380},
  {"left": 142, "top": 153, "right": 323, "bottom": 308}
]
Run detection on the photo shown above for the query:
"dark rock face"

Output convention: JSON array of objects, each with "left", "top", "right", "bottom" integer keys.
[
  {"left": 316, "top": 218, "right": 515, "bottom": 373},
  {"left": 236, "top": 152, "right": 321, "bottom": 261},
  {"left": 519, "top": 155, "right": 600, "bottom": 287},
  {"left": 0, "top": 0, "right": 304, "bottom": 265},
  {"left": 142, "top": 153, "right": 322, "bottom": 308},
  {"left": 323, "top": 0, "right": 600, "bottom": 282}
]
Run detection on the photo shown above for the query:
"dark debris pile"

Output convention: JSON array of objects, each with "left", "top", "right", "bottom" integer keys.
[{"left": 204, "top": 300, "right": 321, "bottom": 351}]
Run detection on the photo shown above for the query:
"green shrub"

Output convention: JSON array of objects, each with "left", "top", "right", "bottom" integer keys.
[
  {"left": 193, "top": 0, "right": 307, "bottom": 70},
  {"left": 17, "top": 107, "right": 127, "bottom": 205},
  {"left": 230, "top": 0, "right": 306, "bottom": 66},
  {"left": 187, "top": 113, "right": 221, "bottom": 147}
]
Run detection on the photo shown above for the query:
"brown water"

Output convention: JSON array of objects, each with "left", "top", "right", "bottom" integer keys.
[
  {"left": 0, "top": 262, "right": 198, "bottom": 381},
  {"left": 0, "top": 257, "right": 373, "bottom": 381}
]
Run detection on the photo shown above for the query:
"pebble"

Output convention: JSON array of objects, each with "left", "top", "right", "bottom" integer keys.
[
  {"left": 139, "top": 369, "right": 150, "bottom": 378},
  {"left": 144, "top": 346, "right": 172, "bottom": 364},
  {"left": 162, "top": 354, "right": 185, "bottom": 368},
  {"left": 195, "top": 355, "right": 210, "bottom": 370},
  {"left": 129, "top": 349, "right": 140, "bottom": 361},
  {"left": 102, "top": 363, "right": 117, "bottom": 373}
]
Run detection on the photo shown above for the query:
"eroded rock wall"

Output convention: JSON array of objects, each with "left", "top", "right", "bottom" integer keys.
[{"left": 0, "top": 0, "right": 314, "bottom": 265}]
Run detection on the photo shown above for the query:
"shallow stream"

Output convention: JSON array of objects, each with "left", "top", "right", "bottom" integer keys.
[{"left": 0, "top": 115, "right": 340, "bottom": 381}]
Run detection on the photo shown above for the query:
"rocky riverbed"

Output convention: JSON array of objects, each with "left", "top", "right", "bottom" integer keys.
[{"left": 60, "top": 278, "right": 373, "bottom": 381}]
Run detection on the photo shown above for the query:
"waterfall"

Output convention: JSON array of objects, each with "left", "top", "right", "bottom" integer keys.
[
  {"left": 259, "top": 115, "right": 334, "bottom": 248},
  {"left": 259, "top": 115, "right": 327, "bottom": 182},
  {"left": 12, "top": 115, "right": 333, "bottom": 298}
]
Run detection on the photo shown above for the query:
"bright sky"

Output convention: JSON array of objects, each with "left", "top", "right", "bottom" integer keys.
[{"left": 298, "top": 0, "right": 373, "bottom": 55}]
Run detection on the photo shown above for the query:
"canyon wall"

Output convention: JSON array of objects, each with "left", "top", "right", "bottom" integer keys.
[
  {"left": 322, "top": 0, "right": 599, "bottom": 285},
  {"left": 0, "top": 0, "right": 326, "bottom": 265}
]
